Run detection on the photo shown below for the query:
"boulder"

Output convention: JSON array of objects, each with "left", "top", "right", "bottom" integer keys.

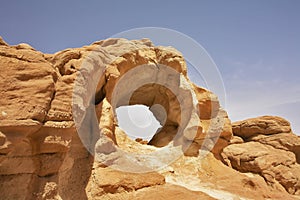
[
  {"left": 223, "top": 116, "right": 300, "bottom": 195},
  {"left": 232, "top": 116, "right": 292, "bottom": 139}
]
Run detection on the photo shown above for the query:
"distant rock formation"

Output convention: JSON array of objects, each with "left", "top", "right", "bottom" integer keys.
[
  {"left": 222, "top": 116, "right": 300, "bottom": 195},
  {"left": 0, "top": 36, "right": 299, "bottom": 199}
]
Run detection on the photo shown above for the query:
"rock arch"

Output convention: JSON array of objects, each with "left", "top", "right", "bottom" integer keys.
[
  {"left": 72, "top": 39, "right": 232, "bottom": 164},
  {"left": 0, "top": 37, "right": 232, "bottom": 199}
]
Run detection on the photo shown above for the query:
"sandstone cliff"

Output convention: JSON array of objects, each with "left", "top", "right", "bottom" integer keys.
[{"left": 0, "top": 36, "right": 299, "bottom": 199}]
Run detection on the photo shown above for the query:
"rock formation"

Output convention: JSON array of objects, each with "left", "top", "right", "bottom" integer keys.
[
  {"left": 0, "top": 36, "right": 299, "bottom": 199},
  {"left": 222, "top": 116, "right": 300, "bottom": 195}
]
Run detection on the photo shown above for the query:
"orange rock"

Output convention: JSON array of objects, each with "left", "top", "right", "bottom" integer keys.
[
  {"left": 0, "top": 37, "right": 298, "bottom": 199},
  {"left": 223, "top": 116, "right": 300, "bottom": 195}
]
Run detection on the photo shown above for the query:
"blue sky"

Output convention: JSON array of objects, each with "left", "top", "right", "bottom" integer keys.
[{"left": 1, "top": 0, "right": 299, "bottom": 134}]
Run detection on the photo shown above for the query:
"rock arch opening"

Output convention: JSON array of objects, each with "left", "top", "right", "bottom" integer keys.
[
  {"left": 111, "top": 82, "right": 184, "bottom": 148},
  {"left": 115, "top": 104, "right": 163, "bottom": 143}
]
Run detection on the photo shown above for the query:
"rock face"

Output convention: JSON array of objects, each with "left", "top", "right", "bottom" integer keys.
[
  {"left": 222, "top": 116, "right": 300, "bottom": 195},
  {"left": 0, "top": 36, "right": 299, "bottom": 199}
]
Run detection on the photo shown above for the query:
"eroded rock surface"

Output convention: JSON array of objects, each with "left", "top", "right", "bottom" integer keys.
[
  {"left": 223, "top": 116, "right": 300, "bottom": 195},
  {"left": 0, "top": 36, "right": 299, "bottom": 199}
]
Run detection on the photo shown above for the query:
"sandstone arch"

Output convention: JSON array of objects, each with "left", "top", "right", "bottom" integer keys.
[
  {"left": 1, "top": 37, "right": 300, "bottom": 199},
  {"left": 70, "top": 39, "right": 232, "bottom": 161},
  {"left": 0, "top": 37, "right": 233, "bottom": 199}
]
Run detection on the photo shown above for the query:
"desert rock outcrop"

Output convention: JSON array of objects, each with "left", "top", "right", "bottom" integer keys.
[
  {"left": 0, "top": 36, "right": 299, "bottom": 199},
  {"left": 222, "top": 116, "right": 300, "bottom": 195}
]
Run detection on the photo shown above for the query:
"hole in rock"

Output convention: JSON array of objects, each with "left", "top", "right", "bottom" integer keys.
[{"left": 116, "top": 105, "right": 164, "bottom": 143}]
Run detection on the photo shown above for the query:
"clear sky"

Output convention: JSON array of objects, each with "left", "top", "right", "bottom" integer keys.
[{"left": 1, "top": 0, "right": 299, "bottom": 135}]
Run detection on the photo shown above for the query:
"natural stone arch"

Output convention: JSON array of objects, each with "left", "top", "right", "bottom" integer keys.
[
  {"left": 72, "top": 41, "right": 231, "bottom": 168},
  {"left": 104, "top": 61, "right": 200, "bottom": 150}
]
